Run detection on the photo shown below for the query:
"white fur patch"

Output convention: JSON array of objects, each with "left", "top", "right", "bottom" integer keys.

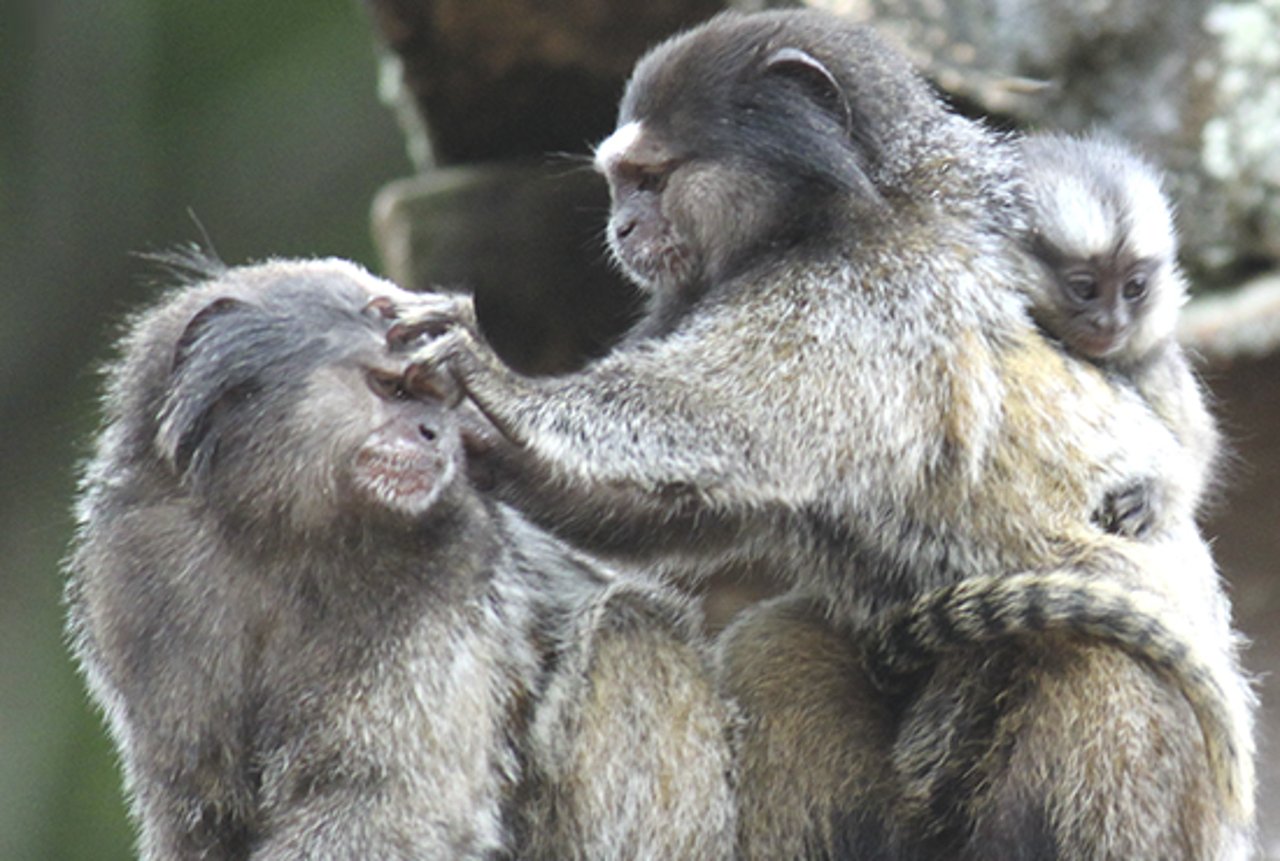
[
  {"left": 593, "top": 121, "right": 643, "bottom": 173},
  {"left": 1042, "top": 175, "right": 1113, "bottom": 257},
  {"left": 1120, "top": 170, "right": 1175, "bottom": 260}
]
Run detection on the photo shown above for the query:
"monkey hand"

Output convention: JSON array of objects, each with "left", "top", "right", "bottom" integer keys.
[
  {"left": 402, "top": 323, "right": 478, "bottom": 381},
  {"left": 360, "top": 282, "right": 430, "bottom": 321},
  {"left": 389, "top": 290, "right": 538, "bottom": 450},
  {"left": 1092, "top": 477, "right": 1160, "bottom": 539},
  {"left": 383, "top": 290, "right": 479, "bottom": 350},
  {"left": 400, "top": 315, "right": 525, "bottom": 447}
]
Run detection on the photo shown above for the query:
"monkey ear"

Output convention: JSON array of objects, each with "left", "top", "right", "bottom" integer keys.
[
  {"left": 172, "top": 296, "right": 248, "bottom": 373},
  {"left": 765, "top": 47, "right": 851, "bottom": 133},
  {"left": 159, "top": 296, "right": 253, "bottom": 477}
]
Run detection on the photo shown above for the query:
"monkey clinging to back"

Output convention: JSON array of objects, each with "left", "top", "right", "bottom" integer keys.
[
  {"left": 392, "top": 9, "right": 1255, "bottom": 857},
  {"left": 1021, "top": 132, "right": 1221, "bottom": 537},
  {"left": 65, "top": 255, "right": 736, "bottom": 860}
]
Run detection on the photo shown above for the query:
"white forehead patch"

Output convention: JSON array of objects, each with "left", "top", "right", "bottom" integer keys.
[
  {"left": 1038, "top": 175, "right": 1114, "bottom": 258},
  {"left": 1119, "top": 169, "right": 1175, "bottom": 260},
  {"left": 593, "top": 120, "right": 643, "bottom": 173}
]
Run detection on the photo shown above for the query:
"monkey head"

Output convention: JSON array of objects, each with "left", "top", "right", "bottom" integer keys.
[
  {"left": 1022, "top": 133, "right": 1187, "bottom": 363},
  {"left": 595, "top": 11, "right": 956, "bottom": 299},
  {"left": 151, "top": 261, "right": 468, "bottom": 537},
  {"left": 592, "top": 11, "right": 1023, "bottom": 310}
]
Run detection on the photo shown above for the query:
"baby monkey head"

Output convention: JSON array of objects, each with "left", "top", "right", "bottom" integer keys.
[
  {"left": 154, "top": 261, "right": 466, "bottom": 535},
  {"left": 1022, "top": 133, "right": 1186, "bottom": 363},
  {"left": 594, "top": 11, "right": 944, "bottom": 296}
]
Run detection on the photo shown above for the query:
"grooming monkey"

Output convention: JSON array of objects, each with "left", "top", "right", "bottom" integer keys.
[
  {"left": 391, "top": 9, "right": 1255, "bottom": 858},
  {"left": 66, "top": 255, "right": 734, "bottom": 860},
  {"left": 1021, "top": 132, "right": 1221, "bottom": 537}
]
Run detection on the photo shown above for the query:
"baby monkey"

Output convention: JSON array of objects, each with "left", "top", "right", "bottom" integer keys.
[
  {"left": 66, "top": 255, "right": 735, "bottom": 860},
  {"left": 1022, "top": 132, "right": 1219, "bottom": 536}
]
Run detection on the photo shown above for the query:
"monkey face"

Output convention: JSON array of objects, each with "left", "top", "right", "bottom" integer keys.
[
  {"left": 153, "top": 266, "right": 470, "bottom": 535},
  {"left": 299, "top": 358, "right": 466, "bottom": 525},
  {"left": 1052, "top": 258, "right": 1155, "bottom": 359},
  {"left": 1036, "top": 251, "right": 1166, "bottom": 362},
  {"left": 595, "top": 12, "right": 889, "bottom": 296},
  {"left": 595, "top": 121, "right": 698, "bottom": 293}
]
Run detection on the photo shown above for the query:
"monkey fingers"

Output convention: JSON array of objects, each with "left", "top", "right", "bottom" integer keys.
[
  {"left": 385, "top": 291, "right": 478, "bottom": 350},
  {"left": 1093, "top": 478, "right": 1159, "bottom": 539},
  {"left": 402, "top": 330, "right": 473, "bottom": 405},
  {"left": 360, "top": 281, "right": 432, "bottom": 320},
  {"left": 403, "top": 326, "right": 530, "bottom": 450}
]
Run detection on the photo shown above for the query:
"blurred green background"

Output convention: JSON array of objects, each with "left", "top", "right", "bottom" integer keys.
[{"left": 0, "top": 1, "right": 409, "bottom": 857}]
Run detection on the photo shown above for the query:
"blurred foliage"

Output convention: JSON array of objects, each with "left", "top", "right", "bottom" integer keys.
[{"left": 0, "top": 1, "right": 407, "bottom": 857}]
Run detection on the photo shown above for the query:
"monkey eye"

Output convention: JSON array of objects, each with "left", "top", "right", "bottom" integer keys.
[
  {"left": 1065, "top": 273, "right": 1099, "bottom": 302},
  {"left": 637, "top": 169, "right": 667, "bottom": 194},
  {"left": 1122, "top": 274, "right": 1149, "bottom": 301},
  {"left": 616, "top": 160, "right": 672, "bottom": 195},
  {"left": 366, "top": 368, "right": 410, "bottom": 401}
]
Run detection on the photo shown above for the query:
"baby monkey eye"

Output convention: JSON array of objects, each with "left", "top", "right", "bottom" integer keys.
[
  {"left": 366, "top": 368, "right": 410, "bottom": 401},
  {"left": 1123, "top": 274, "right": 1149, "bottom": 301},
  {"left": 1066, "top": 273, "right": 1099, "bottom": 302}
]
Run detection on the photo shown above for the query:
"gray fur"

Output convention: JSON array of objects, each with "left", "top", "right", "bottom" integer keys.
[
  {"left": 66, "top": 257, "right": 734, "bottom": 859},
  {"left": 394, "top": 9, "right": 1255, "bottom": 857},
  {"left": 521, "top": 576, "right": 737, "bottom": 860},
  {"left": 67, "top": 256, "right": 546, "bottom": 858}
]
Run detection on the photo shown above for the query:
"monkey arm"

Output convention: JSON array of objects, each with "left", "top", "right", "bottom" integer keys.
[
  {"left": 394, "top": 292, "right": 837, "bottom": 557},
  {"left": 391, "top": 284, "right": 1087, "bottom": 583},
  {"left": 412, "top": 333, "right": 774, "bottom": 562}
]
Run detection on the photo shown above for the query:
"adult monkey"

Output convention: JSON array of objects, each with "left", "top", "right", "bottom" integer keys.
[
  {"left": 392, "top": 10, "right": 1255, "bottom": 857},
  {"left": 66, "top": 255, "right": 735, "bottom": 860}
]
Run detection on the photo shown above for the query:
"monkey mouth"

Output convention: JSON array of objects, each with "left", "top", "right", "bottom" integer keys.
[
  {"left": 351, "top": 440, "right": 453, "bottom": 517},
  {"left": 1075, "top": 332, "right": 1122, "bottom": 360},
  {"left": 611, "top": 234, "right": 697, "bottom": 291}
]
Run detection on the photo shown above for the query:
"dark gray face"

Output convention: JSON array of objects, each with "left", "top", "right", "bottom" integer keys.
[
  {"left": 595, "top": 119, "right": 701, "bottom": 293},
  {"left": 157, "top": 277, "right": 467, "bottom": 533},
  {"left": 593, "top": 12, "right": 898, "bottom": 297},
  {"left": 1035, "top": 243, "right": 1159, "bottom": 360}
]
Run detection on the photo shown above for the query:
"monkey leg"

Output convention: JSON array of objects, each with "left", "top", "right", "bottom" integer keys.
[
  {"left": 715, "top": 594, "right": 901, "bottom": 860},
  {"left": 523, "top": 577, "right": 736, "bottom": 861}
]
